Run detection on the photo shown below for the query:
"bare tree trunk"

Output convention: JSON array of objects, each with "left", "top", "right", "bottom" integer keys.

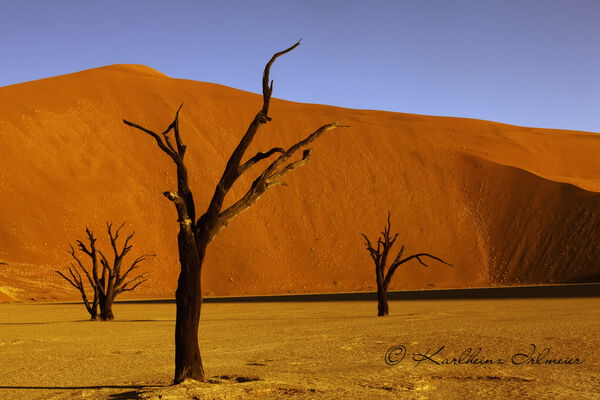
[
  {"left": 84, "top": 286, "right": 99, "bottom": 320},
  {"left": 90, "top": 298, "right": 99, "bottom": 320},
  {"left": 376, "top": 287, "right": 390, "bottom": 317},
  {"left": 173, "top": 230, "right": 206, "bottom": 383},
  {"left": 99, "top": 293, "right": 115, "bottom": 321},
  {"left": 375, "top": 261, "right": 389, "bottom": 316}
]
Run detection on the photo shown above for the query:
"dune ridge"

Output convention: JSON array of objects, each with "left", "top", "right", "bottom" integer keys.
[{"left": 1, "top": 65, "right": 599, "bottom": 302}]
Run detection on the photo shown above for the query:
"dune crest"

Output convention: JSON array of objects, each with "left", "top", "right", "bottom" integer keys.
[
  {"left": 95, "top": 64, "right": 171, "bottom": 78},
  {"left": 1, "top": 66, "right": 599, "bottom": 301}
]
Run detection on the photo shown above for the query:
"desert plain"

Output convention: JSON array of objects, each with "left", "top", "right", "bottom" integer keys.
[{"left": 0, "top": 295, "right": 598, "bottom": 400}]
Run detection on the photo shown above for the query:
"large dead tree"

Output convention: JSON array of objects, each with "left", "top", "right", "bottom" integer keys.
[
  {"left": 123, "top": 41, "right": 347, "bottom": 383},
  {"left": 56, "top": 224, "right": 151, "bottom": 320},
  {"left": 361, "top": 213, "right": 452, "bottom": 316}
]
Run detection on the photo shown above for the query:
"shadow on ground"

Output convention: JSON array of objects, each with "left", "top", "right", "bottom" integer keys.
[{"left": 0, "top": 384, "right": 163, "bottom": 399}]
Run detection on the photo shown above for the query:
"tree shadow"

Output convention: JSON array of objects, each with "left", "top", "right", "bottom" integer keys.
[
  {"left": 0, "top": 322, "right": 62, "bottom": 326},
  {"left": 0, "top": 384, "right": 162, "bottom": 390},
  {"left": 109, "top": 319, "right": 175, "bottom": 323},
  {"left": 107, "top": 389, "right": 144, "bottom": 399},
  {"left": 0, "top": 384, "right": 163, "bottom": 399},
  {"left": 0, "top": 319, "right": 174, "bottom": 326},
  {"left": 0, "top": 384, "right": 167, "bottom": 399}
]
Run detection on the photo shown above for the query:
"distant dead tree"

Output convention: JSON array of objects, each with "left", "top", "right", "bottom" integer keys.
[
  {"left": 123, "top": 41, "right": 347, "bottom": 383},
  {"left": 55, "top": 223, "right": 151, "bottom": 320},
  {"left": 361, "top": 213, "right": 452, "bottom": 316}
]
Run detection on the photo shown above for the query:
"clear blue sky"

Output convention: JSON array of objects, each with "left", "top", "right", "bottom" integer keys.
[{"left": 1, "top": 0, "right": 598, "bottom": 132}]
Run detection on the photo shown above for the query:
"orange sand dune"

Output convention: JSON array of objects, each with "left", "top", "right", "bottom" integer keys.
[{"left": 1, "top": 65, "right": 599, "bottom": 302}]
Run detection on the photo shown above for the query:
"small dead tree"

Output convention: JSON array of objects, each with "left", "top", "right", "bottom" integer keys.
[
  {"left": 56, "top": 236, "right": 99, "bottom": 320},
  {"left": 123, "top": 41, "right": 347, "bottom": 383},
  {"left": 55, "top": 223, "right": 151, "bottom": 320},
  {"left": 361, "top": 213, "right": 452, "bottom": 316}
]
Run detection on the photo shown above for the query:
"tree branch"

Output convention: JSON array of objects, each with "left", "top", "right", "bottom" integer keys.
[
  {"left": 379, "top": 212, "right": 397, "bottom": 275},
  {"left": 260, "top": 40, "right": 301, "bottom": 117},
  {"left": 391, "top": 245, "right": 406, "bottom": 266},
  {"left": 125, "top": 105, "right": 196, "bottom": 231},
  {"left": 259, "top": 123, "right": 348, "bottom": 182},
  {"left": 239, "top": 147, "right": 286, "bottom": 175},
  {"left": 123, "top": 119, "right": 180, "bottom": 164},
  {"left": 56, "top": 264, "right": 95, "bottom": 316},
  {"left": 170, "top": 103, "right": 186, "bottom": 155},
  {"left": 121, "top": 232, "right": 135, "bottom": 259},
  {"left": 116, "top": 254, "right": 154, "bottom": 288},
  {"left": 265, "top": 149, "right": 311, "bottom": 185},
  {"left": 55, "top": 269, "right": 81, "bottom": 291},
  {"left": 203, "top": 41, "right": 303, "bottom": 230},
  {"left": 117, "top": 274, "right": 148, "bottom": 294},
  {"left": 360, "top": 233, "right": 378, "bottom": 260},
  {"left": 384, "top": 253, "right": 452, "bottom": 288},
  {"left": 75, "top": 228, "right": 95, "bottom": 256},
  {"left": 163, "top": 191, "right": 193, "bottom": 226},
  {"left": 216, "top": 123, "right": 347, "bottom": 230},
  {"left": 97, "top": 250, "right": 111, "bottom": 296}
]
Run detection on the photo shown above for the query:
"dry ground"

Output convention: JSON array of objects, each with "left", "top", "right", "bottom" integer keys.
[{"left": 0, "top": 298, "right": 598, "bottom": 399}]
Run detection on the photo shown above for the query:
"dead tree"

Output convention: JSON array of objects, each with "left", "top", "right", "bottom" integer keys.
[
  {"left": 55, "top": 224, "right": 151, "bottom": 320},
  {"left": 56, "top": 236, "right": 99, "bottom": 320},
  {"left": 123, "top": 41, "right": 347, "bottom": 383},
  {"left": 361, "top": 213, "right": 452, "bottom": 316}
]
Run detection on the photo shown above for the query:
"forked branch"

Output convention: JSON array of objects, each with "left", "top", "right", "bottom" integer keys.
[
  {"left": 239, "top": 147, "right": 287, "bottom": 175},
  {"left": 124, "top": 104, "right": 196, "bottom": 226},
  {"left": 203, "top": 41, "right": 327, "bottom": 231},
  {"left": 123, "top": 103, "right": 185, "bottom": 166},
  {"left": 122, "top": 42, "right": 346, "bottom": 245},
  {"left": 217, "top": 122, "right": 348, "bottom": 229}
]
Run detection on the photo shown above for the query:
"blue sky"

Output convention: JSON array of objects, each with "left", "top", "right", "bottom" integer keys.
[{"left": 1, "top": 0, "right": 598, "bottom": 132}]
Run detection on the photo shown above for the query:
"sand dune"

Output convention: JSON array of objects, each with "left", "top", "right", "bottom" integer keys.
[{"left": 1, "top": 65, "right": 599, "bottom": 301}]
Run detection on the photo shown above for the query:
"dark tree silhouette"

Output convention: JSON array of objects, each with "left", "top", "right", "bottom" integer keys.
[
  {"left": 123, "top": 41, "right": 347, "bottom": 383},
  {"left": 55, "top": 223, "right": 151, "bottom": 320},
  {"left": 361, "top": 213, "right": 452, "bottom": 316}
]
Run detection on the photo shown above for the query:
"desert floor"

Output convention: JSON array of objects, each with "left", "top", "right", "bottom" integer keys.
[{"left": 0, "top": 297, "right": 598, "bottom": 399}]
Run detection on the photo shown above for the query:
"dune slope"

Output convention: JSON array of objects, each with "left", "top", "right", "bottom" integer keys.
[{"left": 0, "top": 65, "right": 599, "bottom": 301}]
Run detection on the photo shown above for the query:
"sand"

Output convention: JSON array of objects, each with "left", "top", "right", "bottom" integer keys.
[
  {"left": 0, "top": 298, "right": 598, "bottom": 399},
  {"left": 1, "top": 64, "right": 600, "bottom": 302}
]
